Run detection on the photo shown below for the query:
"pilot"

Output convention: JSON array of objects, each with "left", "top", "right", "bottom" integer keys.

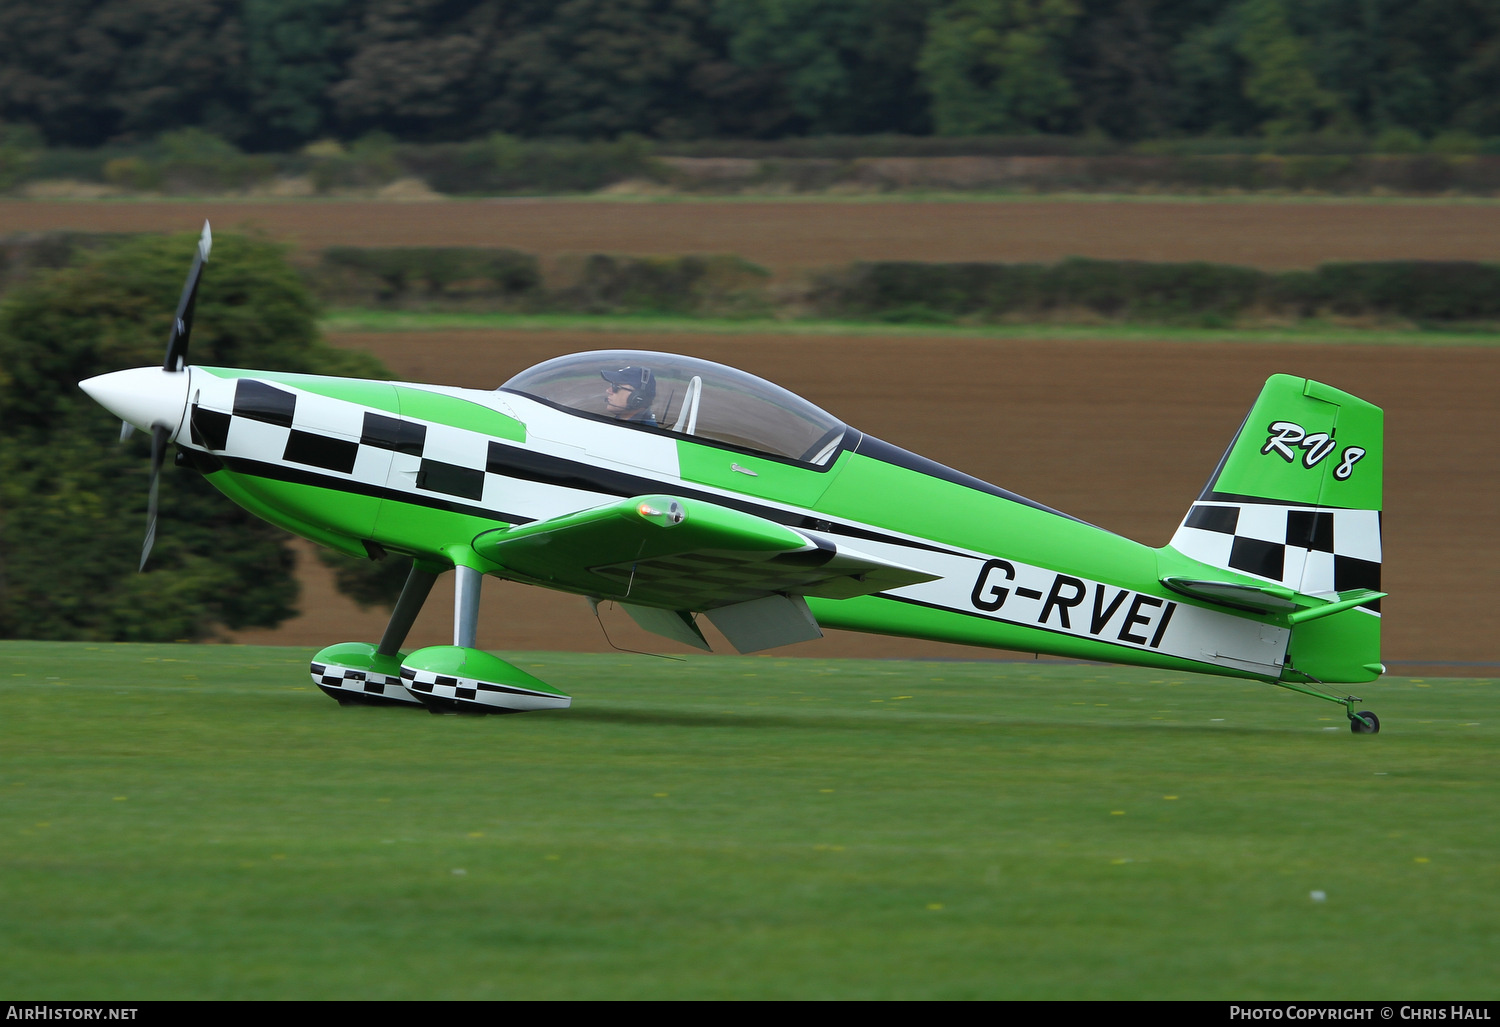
[{"left": 601, "top": 365, "right": 658, "bottom": 426}]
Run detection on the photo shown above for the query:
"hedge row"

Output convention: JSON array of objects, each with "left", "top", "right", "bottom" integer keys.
[
  {"left": 315, "top": 248, "right": 769, "bottom": 316},
  {"left": 318, "top": 247, "right": 542, "bottom": 304},
  {"left": 657, "top": 154, "right": 1500, "bottom": 196},
  {"left": 808, "top": 258, "right": 1500, "bottom": 325},
  {"left": 657, "top": 130, "right": 1500, "bottom": 159},
  {"left": 3, "top": 235, "right": 1496, "bottom": 326},
  {"left": 315, "top": 247, "right": 1500, "bottom": 325},
  {"left": 11, "top": 127, "right": 1500, "bottom": 197}
]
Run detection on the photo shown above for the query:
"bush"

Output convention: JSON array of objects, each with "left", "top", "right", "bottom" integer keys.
[
  {"left": 145, "top": 128, "right": 277, "bottom": 193},
  {"left": 813, "top": 258, "right": 1268, "bottom": 324},
  {"left": 302, "top": 133, "right": 404, "bottom": 192},
  {"left": 312, "top": 247, "right": 771, "bottom": 316},
  {"left": 398, "top": 134, "right": 666, "bottom": 195},
  {"left": 318, "top": 247, "right": 542, "bottom": 306},
  {"left": 0, "top": 232, "right": 388, "bottom": 641},
  {"left": 547, "top": 254, "right": 771, "bottom": 316},
  {"left": 809, "top": 257, "right": 1500, "bottom": 325},
  {"left": 0, "top": 123, "right": 41, "bottom": 190},
  {"left": 1374, "top": 127, "right": 1426, "bottom": 154},
  {"left": 1309, "top": 262, "right": 1500, "bottom": 321}
]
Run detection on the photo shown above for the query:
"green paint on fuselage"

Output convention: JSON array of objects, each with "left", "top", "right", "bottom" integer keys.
[
  {"left": 393, "top": 385, "right": 525, "bottom": 443},
  {"left": 197, "top": 367, "right": 526, "bottom": 442},
  {"left": 198, "top": 367, "right": 403, "bottom": 415}
]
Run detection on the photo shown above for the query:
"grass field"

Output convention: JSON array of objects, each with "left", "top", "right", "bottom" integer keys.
[{"left": 1, "top": 641, "right": 1494, "bottom": 1000}]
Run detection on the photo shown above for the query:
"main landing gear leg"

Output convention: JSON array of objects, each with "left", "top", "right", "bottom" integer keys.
[
  {"left": 311, "top": 560, "right": 438, "bottom": 707},
  {"left": 378, "top": 562, "right": 441, "bottom": 659}
]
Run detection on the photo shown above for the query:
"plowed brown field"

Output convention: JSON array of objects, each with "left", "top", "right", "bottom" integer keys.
[
  {"left": 6, "top": 197, "right": 1500, "bottom": 269},
  {"left": 9, "top": 199, "right": 1492, "bottom": 670}
]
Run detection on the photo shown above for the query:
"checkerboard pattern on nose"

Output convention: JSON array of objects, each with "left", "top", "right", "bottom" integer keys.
[
  {"left": 1169, "top": 501, "right": 1381, "bottom": 598},
  {"left": 188, "top": 376, "right": 525, "bottom": 508}
]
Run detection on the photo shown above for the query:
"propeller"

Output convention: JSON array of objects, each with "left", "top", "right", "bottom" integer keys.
[
  {"left": 142, "top": 425, "right": 169, "bottom": 571},
  {"left": 135, "top": 221, "right": 212, "bottom": 570},
  {"left": 165, "top": 221, "right": 212, "bottom": 373}
]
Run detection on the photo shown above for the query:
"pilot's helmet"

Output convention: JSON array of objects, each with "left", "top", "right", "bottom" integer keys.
[{"left": 601, "top": 365, "right": 656, "bottom": 410}]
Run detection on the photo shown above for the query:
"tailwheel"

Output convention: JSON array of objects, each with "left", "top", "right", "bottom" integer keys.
[{"left": 1349, "top": 710, "right": 1380, "bottom": 734}]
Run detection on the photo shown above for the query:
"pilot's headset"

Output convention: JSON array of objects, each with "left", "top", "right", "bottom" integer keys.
[{"left": 602, "top": 366, "right": 656, "bottom": 411}]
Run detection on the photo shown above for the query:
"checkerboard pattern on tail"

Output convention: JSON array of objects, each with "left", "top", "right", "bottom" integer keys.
[{"left": 1170, "top": 501, "right": 1381, "bottom": 601}]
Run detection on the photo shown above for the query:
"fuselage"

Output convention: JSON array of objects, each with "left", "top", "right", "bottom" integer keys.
[{"left": 83, "top": 357, "right": 1290, "bottom": 683}]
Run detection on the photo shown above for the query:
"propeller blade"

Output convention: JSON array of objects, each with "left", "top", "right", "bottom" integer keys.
[
  {"left": 139, "top": 226, "right": 209, "bottom": 568},
  {"left": 162, "top": 221, "right": 212, "bottom": 373},
  {"left": 119, "top": 420, "right": 135, "bottom": 442},
  {"left": 140, "top": 424, "right": 169, "bottom": 571}
]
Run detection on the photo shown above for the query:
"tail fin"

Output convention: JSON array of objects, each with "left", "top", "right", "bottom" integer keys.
[{"left": 1165, "top": 374, "right": 1383, "bottom": 682}]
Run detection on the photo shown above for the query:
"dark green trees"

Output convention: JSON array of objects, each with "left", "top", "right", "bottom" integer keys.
[
  {"left": 4, "top": 1, "right": 1499, "bottom": 148},
  {"left": 0, "top": 232, "right": 385, "bottom": 641}
]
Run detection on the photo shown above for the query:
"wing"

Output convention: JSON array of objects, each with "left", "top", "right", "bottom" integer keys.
[{"left": 471, "top": 495, "right": 937, "bottom": 652}]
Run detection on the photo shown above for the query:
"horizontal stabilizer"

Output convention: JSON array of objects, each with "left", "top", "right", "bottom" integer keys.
[
  {"left": 1163, "top": 575, "right": 1386, "bottom": 621},
  {"left": 1162, "top": 576, "right": 1301, "bottom": 613},
  {"left": 1286, "top": 589, "right": 1387, "bottom": 625}
]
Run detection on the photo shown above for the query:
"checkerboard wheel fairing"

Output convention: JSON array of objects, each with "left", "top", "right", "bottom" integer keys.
[
  {"left": 310, "top": 660, "right": 423, "bottom": 707},
  {"left": 399, "top": 647, "right": 573, "bottom": 714},
  {"left": 309, "top": 642, "right": 422, "bottom": 707}
]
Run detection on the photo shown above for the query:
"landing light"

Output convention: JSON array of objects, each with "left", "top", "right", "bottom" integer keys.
[{"left": 636, "top": 500, "right": 685, "bottom": 524}]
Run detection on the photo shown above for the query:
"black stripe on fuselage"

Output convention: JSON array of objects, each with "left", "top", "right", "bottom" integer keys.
[
  {"left": 214, "top": 454, "right": 532, "bottom": 526},
  {"left": 853, "top": 435, "right": 1091, "bottom": 526},
  {"left": 205, "top": 430, "right": 1062, "bottom": 568},
  {"left": 212, "top": 439, "right": 960, "bottom": 563},
  {"left": 482, "top": 439, "right": 968, "bottom": 558}
]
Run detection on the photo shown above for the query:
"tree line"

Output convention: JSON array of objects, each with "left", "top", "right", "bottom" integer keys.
[{"left": 1, "top": 0, "right": 1497, "bottom": 152}]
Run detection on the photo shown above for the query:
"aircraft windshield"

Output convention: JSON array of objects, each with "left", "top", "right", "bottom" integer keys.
[{"left": 501, "top": 350, "right": 848, "bottom": 465}]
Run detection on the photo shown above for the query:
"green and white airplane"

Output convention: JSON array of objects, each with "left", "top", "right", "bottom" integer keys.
[{"left": 80, "top": 225, "right": 1387, "bottom": 731}]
